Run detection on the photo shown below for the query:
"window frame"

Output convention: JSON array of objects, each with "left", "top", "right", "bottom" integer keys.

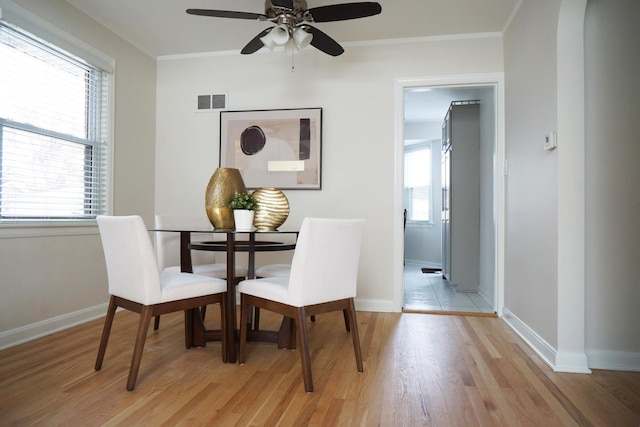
[{"left": 0, "top": 2, "right": 114, "bottom": 235}]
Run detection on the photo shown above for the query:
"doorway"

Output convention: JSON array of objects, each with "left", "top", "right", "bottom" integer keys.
[{"left": 397, "top": 77, "right": 504, "bottom": 314}]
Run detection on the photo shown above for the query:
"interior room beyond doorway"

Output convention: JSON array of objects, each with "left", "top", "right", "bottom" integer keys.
[{"left": 403, "top": 85, "right": 496, "bottom": 314}]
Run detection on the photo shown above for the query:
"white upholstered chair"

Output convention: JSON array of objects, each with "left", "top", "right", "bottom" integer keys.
[
  {"left": 95, "top": 215, "right": 227, "bottom": 391},
  {"left": 154, "top": 214, "right": 248, "bottom": 329},
  {"left": 252, "top": 264, "right": 294, "bottom": 327},
  {"left": 254, "top": 263, "right": 291, "bottom": 278},
  {"left": 253, "top": 264, "right": 324, "bottom": 325},
  {"left": 238, "top": 218, "right": 365, "bottom": 392}
]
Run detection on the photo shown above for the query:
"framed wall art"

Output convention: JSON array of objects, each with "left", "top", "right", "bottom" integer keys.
[{"left": 219, "top": 108, "right": 322, "bottom": 190}]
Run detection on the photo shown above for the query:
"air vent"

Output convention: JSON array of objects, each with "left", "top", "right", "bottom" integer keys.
[
  {"left": 196, "top": 94, "right": 227, "bottom": 112},
  {"left": 212, "top": 94, "right": 226, "bottom": 109}
]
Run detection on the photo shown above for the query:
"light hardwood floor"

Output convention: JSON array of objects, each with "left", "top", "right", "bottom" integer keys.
[{"left": 1, "top": 308, "right": 639, "bottom": 426}]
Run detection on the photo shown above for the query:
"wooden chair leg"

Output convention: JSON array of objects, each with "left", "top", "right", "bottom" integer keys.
[
  {"left": 343, "top": 309, "right": 350, "bottom": 332},
  {"left": 95, "top": 296, "right": 118, "bottom": 371},
  {"left": 288, "top": 316, "right": 296, "bottom": 349},
  {"left": 126, "top": 305, "right": 154, "bottom": 391},
  {"left": 153, "top": 315, "right": 160, "bottom": 330},
  {"left": 238, "top": 295, "right": 249, "bottom": 364},
  {"left": 295, "top": 307, "right": 314, "bottom": 392},
  {"left": 347, "top": 299, "right": 364, "bottom": 373}
]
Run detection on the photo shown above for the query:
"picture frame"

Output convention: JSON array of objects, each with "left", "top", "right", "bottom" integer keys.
[{"left": 220, "top": 108, "right": 322, "bottom": 190}]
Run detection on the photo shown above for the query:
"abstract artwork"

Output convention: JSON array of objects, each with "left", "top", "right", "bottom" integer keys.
[{"left": 220, "top": 108, "right": 322, "bottom": 189}]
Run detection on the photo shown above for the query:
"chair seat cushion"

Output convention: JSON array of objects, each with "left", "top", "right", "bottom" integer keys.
[
  {"left": 163, "top": 263, "right": 247, "bottom": 278},
  {"left": 238, "top": 276, "right": 291, "bottom": 305},
  {"left": 255, "top": 264, "right": 291, "bottom": 278},
  {"left": 160, "top": 270, "right": 227, "bottom": 303}
]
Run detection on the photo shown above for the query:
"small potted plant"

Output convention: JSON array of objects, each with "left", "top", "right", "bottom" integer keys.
[{"left": 228, "top": 191, "right": 259, "bottom": 231}]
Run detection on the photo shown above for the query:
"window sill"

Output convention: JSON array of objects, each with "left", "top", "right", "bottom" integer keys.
[
  {"left": 405, "top": 220, "right": 434, "bottom": 229},
  {"left": 0, "top": 221, "right": 99, "bottom": 239}
]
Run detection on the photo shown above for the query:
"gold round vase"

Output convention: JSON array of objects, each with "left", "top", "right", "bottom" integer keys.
[
  {"left": 252, "top": 187, "right": 290, "bottom": 231},
  {"left": 205, "top": 167, "right": 246, "bottom": 229}
]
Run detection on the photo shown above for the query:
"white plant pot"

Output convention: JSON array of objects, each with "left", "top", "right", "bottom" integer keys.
[{"left": 233, "top": 210, "right": 255, "bottom": 231}]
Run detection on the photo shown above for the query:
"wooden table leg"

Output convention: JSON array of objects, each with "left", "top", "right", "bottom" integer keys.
[
  {"left": 188, "top": 308, "right": 206, "bottom": 347},
  {"left": 278, "top": 316, "right": 296, "bottom": 349},
  {"left": 180, "top": 232, "right": 206, "bottom": 348},
  {"left": 179, "top": 231, "right": 193, "bottom": 273},
  {"left": 225, "top": 233, "right": 237, "bottom": 363}
]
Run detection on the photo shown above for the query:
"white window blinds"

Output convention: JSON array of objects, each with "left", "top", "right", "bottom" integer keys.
[{"left": 0, "top": 20, "right": 109, "bottom": 221}]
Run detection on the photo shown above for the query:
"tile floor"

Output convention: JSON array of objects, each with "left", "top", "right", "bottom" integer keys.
[{"left": 403, "top": 263, "right": 494, "bottom": 313}]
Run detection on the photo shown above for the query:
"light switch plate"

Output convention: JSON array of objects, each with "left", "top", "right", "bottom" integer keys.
[{"left": 544, "top": 131, "right": 557, "bottom": 151}]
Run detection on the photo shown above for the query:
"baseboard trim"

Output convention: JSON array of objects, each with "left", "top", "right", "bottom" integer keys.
[
  {"left": 0, "top": 303, "right": 108, "bottom": 351},
  {"left": 555, "top": 350, "right": 591, "bottom": 374},
  {"left": 502, "top": 308, "right": 556, "bottom": 369},
  {"left": 502, "top": 308, "right": 640, "bottom": 373},
  {"left": 587, "top": 349, "right": 640, "bottom": 372}
]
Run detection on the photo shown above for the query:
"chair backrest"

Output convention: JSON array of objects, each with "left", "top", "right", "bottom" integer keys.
[
  {"left": 288, "top": 218, "right": 365, "bottom": 306},
  {"left": 155, "top": 215, "right": 217, "bottom": 271},
  {"left": 96, "top": 215, "right": 162, "bottom": 305}
]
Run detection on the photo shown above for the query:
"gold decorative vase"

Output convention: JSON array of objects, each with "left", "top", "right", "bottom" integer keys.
[
  {"left": 252, "top": 187, "right": 290, "bottom": 231},
  {"left": 205, "top": 168, "right": 246, "bottom": 229}
]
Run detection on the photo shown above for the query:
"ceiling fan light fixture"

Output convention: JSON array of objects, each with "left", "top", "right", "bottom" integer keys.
[
  {"left": 270, "top": 24, "right": 291, "bottom": 45},
  {"left": 293, "top": 27, "right": 312, "bottom": 49},
  {"left": 260, "top": 32, "right": 276, "bottom": 50}
]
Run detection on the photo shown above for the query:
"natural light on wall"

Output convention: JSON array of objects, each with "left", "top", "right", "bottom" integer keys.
[{"left": 404, "top": 144, "right": 432, "bottom": 222}]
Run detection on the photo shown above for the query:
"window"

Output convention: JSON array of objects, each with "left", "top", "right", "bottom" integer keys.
[
  {"left": 0, "top": 20, "right": 109, "bottom": 222},
  {"left": 404, "top": 143, "right": 432, "bottom": 222}
]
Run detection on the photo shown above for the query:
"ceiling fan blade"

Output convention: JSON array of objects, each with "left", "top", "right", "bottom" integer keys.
[
  {"left": 271, "top": 0, "right": 294, "bottom": 10},
  {"left": 306, "top": 2, "right": 382, "bottom": 22},
  {"left": 186, "top": 9, "right": 266, "bottom": 20},
  {"left": 305, "top": 26, "right": 344, "bottom": 56},
  {"left": 241, "top": 28, "right": 273, "bottom": 54}
]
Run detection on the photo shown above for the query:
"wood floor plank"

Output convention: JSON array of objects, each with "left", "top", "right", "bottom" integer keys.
[{"left": 1, "top": 310, "right": 639, "bottom": 426}]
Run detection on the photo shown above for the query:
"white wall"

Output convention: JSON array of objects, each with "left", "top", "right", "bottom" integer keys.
[
  {"left": 503, "top": 0, "right": 561, "bottom": 350},
  {"left": 504, "top": 0, "right": 639, "bottom": 372},
  {"left": 0, "top": 0, "right": 156, "bottom": 348},
  {"left": 156, "top": 37, "right": 504, "bottom": 311},
  {"left": 584, "top": 0, "right": 640, "bottom": 370}
]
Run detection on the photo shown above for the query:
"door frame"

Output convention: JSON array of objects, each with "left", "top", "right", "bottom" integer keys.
[{"left": 393, "top": 73, "right": 505, "bottom": 315}]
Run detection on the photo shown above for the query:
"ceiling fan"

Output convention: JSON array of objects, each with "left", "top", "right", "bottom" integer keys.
[{"left": 186, "top": 0, "right": 382, "bottom": 57}]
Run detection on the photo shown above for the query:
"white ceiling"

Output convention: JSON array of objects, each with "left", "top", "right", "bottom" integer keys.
[{"left": 63, "top": 0, "right": 518, "bottom": 123}]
